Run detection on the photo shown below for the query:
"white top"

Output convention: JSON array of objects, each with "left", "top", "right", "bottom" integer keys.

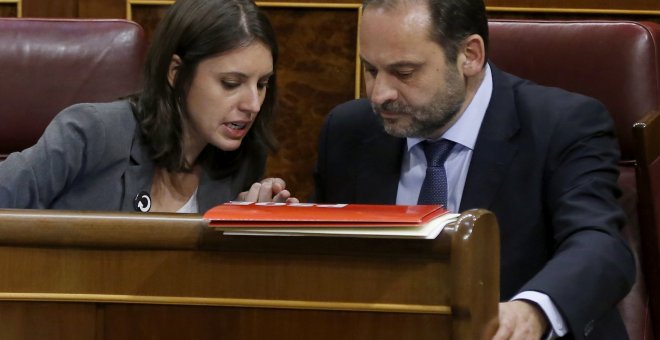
[{"left": 176, "top": 187, "right": 199, "bottom": 213}]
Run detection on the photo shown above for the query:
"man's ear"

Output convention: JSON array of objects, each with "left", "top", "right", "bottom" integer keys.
[
  {"left": 168, "top": 54, "right": 182, "bottom": 87},
  {"left": 457, "top": 34, "right": 485, "bottom": 77}
]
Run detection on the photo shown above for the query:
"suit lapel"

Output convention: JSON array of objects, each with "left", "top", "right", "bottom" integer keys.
[
  {"left": 121, "top": 132, "right": 155, "bottom": 212},
  {"left": 460, "top": 66, "right": 521, "bottom": 211},
  {"left": 355, "top": 130, "right": 404, "bottom": 204},
  {"left": 197, "top": 172, "right": 232, "bottom": 213}
]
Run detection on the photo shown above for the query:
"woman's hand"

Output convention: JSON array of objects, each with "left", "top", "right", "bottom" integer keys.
[{"left": 236, "top": 178, "right": 299, "bottom": 203}]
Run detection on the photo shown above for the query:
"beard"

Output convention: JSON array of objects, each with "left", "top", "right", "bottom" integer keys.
[{"left": 372, "top": 66, "right": 466, "bottom": 139}]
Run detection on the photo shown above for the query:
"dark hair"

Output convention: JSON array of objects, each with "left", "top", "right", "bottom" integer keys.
[
  {"left": 132, "top": 0, "right": 278, "bottom": 176},
  {"left": 362, "top": 0, "right": 488, "bottom": 64}
]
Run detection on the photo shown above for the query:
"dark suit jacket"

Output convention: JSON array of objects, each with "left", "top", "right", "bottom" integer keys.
[{"left": 313, "top": 65, "right": 635, "bottom": 339}]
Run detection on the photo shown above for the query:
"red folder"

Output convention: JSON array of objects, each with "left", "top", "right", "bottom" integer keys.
[
  {"left": 204, "top": 202, "right": 448, "bottom": 227},
  {"left": 203, "top": 203, "right": 457, "bottom": 239}
]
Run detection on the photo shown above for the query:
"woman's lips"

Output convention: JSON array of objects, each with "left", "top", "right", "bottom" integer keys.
[{"left": 222, "top": 121, "right": 251, "bottom": 138}]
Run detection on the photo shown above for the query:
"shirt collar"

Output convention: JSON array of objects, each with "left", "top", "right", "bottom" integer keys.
[{"left": 406, "top": 64, "right": 493, "bottom": 151}]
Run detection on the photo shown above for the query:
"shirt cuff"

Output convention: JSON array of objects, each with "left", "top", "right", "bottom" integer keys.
[{"left": 512, "top": 291, "right": 568, "bottom": 338}]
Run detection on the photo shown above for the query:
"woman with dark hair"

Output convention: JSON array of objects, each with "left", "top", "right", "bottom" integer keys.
[{"left": 0, "top": 0, "right": 296, "bottom": 212}]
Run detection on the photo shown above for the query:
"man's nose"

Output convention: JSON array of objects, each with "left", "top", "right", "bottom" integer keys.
[{"left": 368, "top": 74, "right": 398, "bottom": 106}]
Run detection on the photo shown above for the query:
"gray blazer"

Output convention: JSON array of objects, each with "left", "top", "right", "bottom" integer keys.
[{"left": 0, "top": 101, "right": 265, "bottom": 212}]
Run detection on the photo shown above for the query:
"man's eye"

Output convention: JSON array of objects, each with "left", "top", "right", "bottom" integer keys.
[
  {"left": 396, "top": 71, "right": 413, "bottom": 79},
  {"left": 364, "top": 67, "right": 377, "bottom": 77},
  {"left": 257, "top": 81, "right": 269, "bottom": 90}
]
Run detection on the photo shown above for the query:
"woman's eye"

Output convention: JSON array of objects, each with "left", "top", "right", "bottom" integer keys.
[
  {"left": 257, "top": 81, "right": 269, "bottom": 90},
  {"left": 222, "top": 81, "right": 240, "bottom": 89}
]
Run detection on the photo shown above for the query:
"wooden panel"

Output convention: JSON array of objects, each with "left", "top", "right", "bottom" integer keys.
[
  {"left": 78, "top": 0, "right": 125, "bottom": 18},
  {"left": 0, "top": 245, "right": 451, "bottom": 305},
  {"left": 261, "top": 0, "right": 360, "bottom": 3},
  {"left": 22, "top": 0, "right": 76, "bottom": 17},
  {"left": 262, "top": 6, "right": 359, "bottom": 200},
  {"left": 129, "top": 3, "right": 169, "bottom": 41},
  {"left": 0, "top": 208, "right": 499, "bottom": 339},
  {"left": 104, "top": 305, "right": 451, "bottom": 340},
  {"left": 0, "top": 3, "right": 18, "bottom": 17},
  {"left": 18, "top": 0, "right": 660, "bottom": 20},
  {"left": 0, "top": 302, "right": 97, "bottom": 339},
  {"left": 12, "top": 1, "right": 660, "bottom": 30}
]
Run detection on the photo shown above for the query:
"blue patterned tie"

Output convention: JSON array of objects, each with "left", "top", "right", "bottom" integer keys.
[{"left": 417, "top": 139, "right": 456, "bottom": 207}]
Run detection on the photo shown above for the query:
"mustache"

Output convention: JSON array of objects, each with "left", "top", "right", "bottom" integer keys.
[{"left": 372, "top": 100, "right": 414, "bottom": 115}]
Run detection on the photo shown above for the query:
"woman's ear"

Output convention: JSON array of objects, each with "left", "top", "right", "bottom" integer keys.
[
  {"left": 458, "top": 34, "right": 485, "bottom": 77},
  {"left": 168, "top": 54, "right": 182, "bottom": 87}
]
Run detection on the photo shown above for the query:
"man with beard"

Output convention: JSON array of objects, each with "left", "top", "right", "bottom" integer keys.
[{"left": 312, "top": 0, "right": 635, "bottom": 338}]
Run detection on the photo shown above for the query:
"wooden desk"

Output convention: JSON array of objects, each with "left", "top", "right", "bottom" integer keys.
[{"left": 0, "top": 208, "right": 499, "bottom": 339}]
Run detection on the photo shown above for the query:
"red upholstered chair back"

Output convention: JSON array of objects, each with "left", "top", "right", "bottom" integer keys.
[
  {"left": 488, "top": 20, "right": 660, "bottom": 340},
  {"left": 488, "top": 20, "right": 660, "bottom": 162},
  {"left": 0, "top": 18, "right": 147, "bottom": 160}
]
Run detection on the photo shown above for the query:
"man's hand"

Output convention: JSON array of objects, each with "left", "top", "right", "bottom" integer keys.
[
  {"left": 491, "top": 300, "right": 548, "bottom": 340},
  {"left": 236, "top": 178, "right": 299, "bottom": 203}
]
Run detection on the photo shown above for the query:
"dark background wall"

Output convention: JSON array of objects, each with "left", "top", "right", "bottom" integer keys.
[
  {"left": 5, "top": 0, "right": 660, "bottom": 20},
  {"left": 2, "top": 0, "right": 659, "bottom": 199}
]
